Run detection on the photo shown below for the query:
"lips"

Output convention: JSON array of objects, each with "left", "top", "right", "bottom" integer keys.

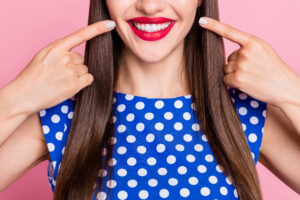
[{"left": 127, "top": 17, "right": 176, "bottom": 41}]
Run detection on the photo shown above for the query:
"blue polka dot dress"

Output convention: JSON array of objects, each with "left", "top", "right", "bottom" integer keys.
[{"left": 39, "top": 87, "right": 267, "bottom": 200}]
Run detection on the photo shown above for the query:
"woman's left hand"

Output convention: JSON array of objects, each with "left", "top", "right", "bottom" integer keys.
[{"left": 198, "top": 17, "right": 300, "bottom": 107}]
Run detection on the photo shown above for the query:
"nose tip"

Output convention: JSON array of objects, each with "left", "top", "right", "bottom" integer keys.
[{"left": 136, "top": 0, "right": 165, "bottom": 15}]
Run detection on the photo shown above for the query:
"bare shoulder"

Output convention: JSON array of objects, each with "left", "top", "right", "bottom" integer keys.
[{"left": 0, "top": 112, "right": 50, "bottom": 192}]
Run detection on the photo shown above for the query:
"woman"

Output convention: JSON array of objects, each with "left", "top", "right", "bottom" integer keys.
[{"left": 0, "top": 0, "right": 299, "bottom": 199}]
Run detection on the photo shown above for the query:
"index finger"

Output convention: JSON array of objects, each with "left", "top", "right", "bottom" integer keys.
[
  {"left": 57, "top": 20, "right": 116, "bottom": 51},
  {"left": 198, "top": 17, "right": 253, "bottom": 47}
]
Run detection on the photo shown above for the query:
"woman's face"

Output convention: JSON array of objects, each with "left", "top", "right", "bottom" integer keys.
[{"left": 106, "top": 0, "right": 202, "bottom": 63}]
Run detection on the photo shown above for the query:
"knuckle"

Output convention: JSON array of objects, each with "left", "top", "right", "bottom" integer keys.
[
  {"left": 62, "top": 54, "right": 72, "bottom": 64},
  {"left": 233, "top": 71, "right": 244, "bottom": 84}
]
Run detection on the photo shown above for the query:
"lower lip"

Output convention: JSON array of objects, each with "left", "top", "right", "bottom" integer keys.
[{"left": 128, "top": 21, "right": 176, "bottom": 41}]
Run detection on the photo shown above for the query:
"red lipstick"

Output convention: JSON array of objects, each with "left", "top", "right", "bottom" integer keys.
[{"left": 127, "top": 17, "right": 176, "bottom": 41}]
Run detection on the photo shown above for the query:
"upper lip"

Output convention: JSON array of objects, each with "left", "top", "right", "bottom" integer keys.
[{"left": 127, "top": 17, "right": 175, "bottom": 24}]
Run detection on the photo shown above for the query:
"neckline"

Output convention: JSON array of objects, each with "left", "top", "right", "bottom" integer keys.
[{"left": 113, "top": 90, "right": 193, "bottom": 101}]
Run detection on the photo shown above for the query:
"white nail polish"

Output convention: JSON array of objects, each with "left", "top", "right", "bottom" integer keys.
[
  {"left": 105, "top": 21, "right": 116, "bottom": 29},
  {"left": 199, "top": 17, "right": 208, "bottom": 25}
]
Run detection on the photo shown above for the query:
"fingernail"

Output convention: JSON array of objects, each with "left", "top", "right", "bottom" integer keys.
[
  {"left": 105, "top": 20, "right": 116, "bottom": 29},
  {"left": 199, "top": 17, "right": 208, "bottom": 25}
]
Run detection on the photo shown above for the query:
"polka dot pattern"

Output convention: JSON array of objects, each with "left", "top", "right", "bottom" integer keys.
[{"left": 38, "top": 87, "right": 266, "bottom": 199}]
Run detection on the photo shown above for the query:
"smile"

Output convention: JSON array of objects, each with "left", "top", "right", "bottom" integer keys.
[{"left": 127, "top": 17, "right": 176, "bottom": 41}]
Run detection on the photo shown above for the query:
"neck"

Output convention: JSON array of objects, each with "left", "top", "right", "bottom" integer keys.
[{"left": 115, "top": 40, "right": 190, "bottom": 98}]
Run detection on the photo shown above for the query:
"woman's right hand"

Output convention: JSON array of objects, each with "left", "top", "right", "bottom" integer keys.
[{"left": 7, "top": 20, "right": 116, "bottom": 115}]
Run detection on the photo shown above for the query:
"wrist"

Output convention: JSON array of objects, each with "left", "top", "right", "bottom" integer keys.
[
  {"left": 278, "top": 73, "right": 300, "bottom": 110},
  {"left": 0, "top": 82, "right": 33, "bottom": 119}
]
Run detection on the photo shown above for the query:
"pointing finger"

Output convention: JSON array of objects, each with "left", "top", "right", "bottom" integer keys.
[
  {"left": 57, "top": 20, "right": 116, "bottom": 51},
  {"left": 199, "top": 17, "right": 254, "bottom": 47}
]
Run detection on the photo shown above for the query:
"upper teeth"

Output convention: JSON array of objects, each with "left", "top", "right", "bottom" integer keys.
[{"left": 132, "top": 22, "right": 172, "bottom": 32}]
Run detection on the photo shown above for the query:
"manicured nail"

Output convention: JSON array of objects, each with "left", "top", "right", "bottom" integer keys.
[
  {"left": 199, "top": 17, "right": 208, "bottom": 25},
  {"left": 105, "top": 20, "right": 116, "bottom": 29}
]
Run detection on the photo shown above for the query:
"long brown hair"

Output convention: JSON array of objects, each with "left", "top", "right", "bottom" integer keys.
[{"left": 53, "top": 0, "right": 263, "bottom": 199}]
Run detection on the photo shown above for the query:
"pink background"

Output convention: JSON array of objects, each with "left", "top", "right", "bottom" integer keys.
[{"left": 0, "top": 0, "right": 299, "bottom": 199}]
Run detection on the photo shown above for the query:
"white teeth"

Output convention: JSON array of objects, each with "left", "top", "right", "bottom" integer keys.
[{"left": 132, "top": 22, "right": 172, "bottom": 32}]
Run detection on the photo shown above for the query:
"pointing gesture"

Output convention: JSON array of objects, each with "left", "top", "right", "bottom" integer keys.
[
  {"left": 199, "top": 17, "right": 300, "bottom": 107},
  {"left": 10, "top": 20, "right": 116, "bottom": 115}
]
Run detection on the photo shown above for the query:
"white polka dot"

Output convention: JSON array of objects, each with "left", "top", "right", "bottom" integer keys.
[
  {"left": 191, "top": 103, "right": 196, "bottom": 110},
  {"left": 102, "top": 148, "right": 107, "bottom": 156},
  {"left": 174, "top": 100, "right": 183, "bottom": 108},
  {"left": 108, "top": 157, "right": 117, "bottom": 166},
  {"left": 146, "top": 133, "right": 155, "bottom": 142},
  {"left": 112, "top": 116, "right": 117, "bottom": 123},
  {"left": 138, "top": 168, "right": 147, "bottom": 176},
  {"left": 138, "top": 190, "right": 149, "bottom": 199},
  {"left": 127, "top": 157, "right": 137, "bottom": 166},
  {"left": 164, "top": 134, "right": 174, "bottom": 142},
  {"left": 216, "top": 165, "right": 224, "bottom": 173},
  {"left": 158, "top": 167, "right": 167, "bottom": 175},
  {"left": 128, "top": 179, "right": 138, "bottom": 188},
  {"left": 47, "top": 143, "right": 55, "bottom": 152},
  {"left": 98, "top": 169, "right": 107, "bottom": 177},
  {"left": 220, "top": 186, "right": 228, "bottom": 195},
  {"left": 159, "top": 189, "right": 169, "bottom": 198},
  {"left": 183, "top": 134, "right": 192, "bottom": 142},
  {"left": 55, "top": 132, "right": 63, "bottom": 141},
  {"left": 155, "top": 122, "right": 164, "bottom": 131},
  {"left": 194, "top": 144, "right": 203, "bottom": 152},
  {"left": 148, "top": 179, "right": 158, "bottom": 187},
  {"left": 125, "top": 94, "right": 134, "bottom": 100},
  {"left": 164, "top": 112, "right": 173, "bottom": 120},
  {"left": 96, "top": 191, "right": 107, "bottom": 200},
  {"left": 145, "top": 112, "right": 154, "bottom": 120},
  {"left": 209, "top": 175, "right": 218, "bottom": 184},
  {"left": 117, "top": 190, "right": 128, "bottom": 199},
  {"left": 68, "top": 112, "right": 73, "bottom": 119},
  {"left": 126, "top": 113, "right": 135, "bottom": 122},
  {"left": 62, "top": 147, "right": 65, "bottom": 155},
  {"left": 39, "top": 110, "right": 46, "bottom": 117},
  {"left": 239, "top": 93, "right": 248, "bottom": 100},
  {"left": 117, "top": 168, "right": 127, "bottom": 177},
  {"left": 135, "top": 101, "right": 145, "bottom": 110},
  {"left": 242, "top": 123, "right": 247, "bottom": 131},
  {"left": 186, "top": 154, "right": 196, "bottom": 162},
  {"left": 175, "top": 144, "right": 185, "bottom": 151},
  {"left": 248, "top": 133, "right": 257, "bottom": 143},
  {"left": 250, "top": 100, "right": 259, "bottom": 108},
  {"left": 250, "top": 116, "right": 259, "bottom": 124},
  {"left": 262, "top": 110, "right": 266, "bottom": 118},
  {"left": 238, "top": 107, "right": 247, "bottom": 115},
  {"left": 42, "top": 125, "right": 50, "bottom": 134},
  {"left": 106, "top": 179, "right": 117, "bottom": 188},
  {"left": 117, "top": 124, "right": 126, "bottom": 133},
  {"left": 192, "top": 123, "right": 200, "bottom": 131},
  {"left": 117, "top": 104, "right": 126, "bottom": 112},
  {"left": 109, "top": 136, "right": 117, "bottom": 145},
  {"left": 136, "top": 123, "right": 145, "bottom": 131},
  {"left": 234, "top": 188, "right": 239, "bottom": 198},
  {"left": 51, "top": 114, "right": 60, "bottom": 123},
  {"left": 202, "top": 134, "right": 208, "bottom": 142},
  {"left": 137, "top": 145, "right": 147, "bottom": 154},
  {"left": 177, "top": 166, "right": 187, "bottom": 175},
  {"left": 166, "top": 155, "right": 176, "bottom": 164},
  {"left": 117, "top": 146, "right": 127, "bottom": 155},
  {"left": 168, "top": 178, "right": 178, "bottom": 186},
  {"left": 200, "top": 187, "right": 210, "bottom": 196},
  {"left": 197, "top": 165, "right": 207, "bottom": 173},
  {"left": 61, "top": 105, "right": 68, "bottom": 114},
  {"left": 174, "top": 122, "right": 183, "bottom": 131},
  {"left": 188, "top": 177, "right": 198, "bottom": 185},
  {"left": 147, "top": 157, "right": 157, "bottom": 166},
  {"left": 156, "top": 144, "right": 165, "bottom": 153},
  {"left": 251, "top": 152, "right": 255, "bottom": 159},
  {"left": 180, "top": 188, "right": 190, "bottom": 197},
  {"left": 185, "top": 94, "right": 192, "bottom": 99},
  {"left": 205, "top": 154, "right": 214, "bottom": 162},
  {"left": 226, "top": 176, "right": 233, "bottom": 185},
  {"left": 155, "top": 100, "right": 164, "bottom": 109},
  {"left": 113, "top": 97, "right": 116, "bottom": 104},
  {"left": 183, "top": 112, "right": 191, "bottom": 120},
  {"left": 126, "top": 135, "right": 136, "bottom": 143}
]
